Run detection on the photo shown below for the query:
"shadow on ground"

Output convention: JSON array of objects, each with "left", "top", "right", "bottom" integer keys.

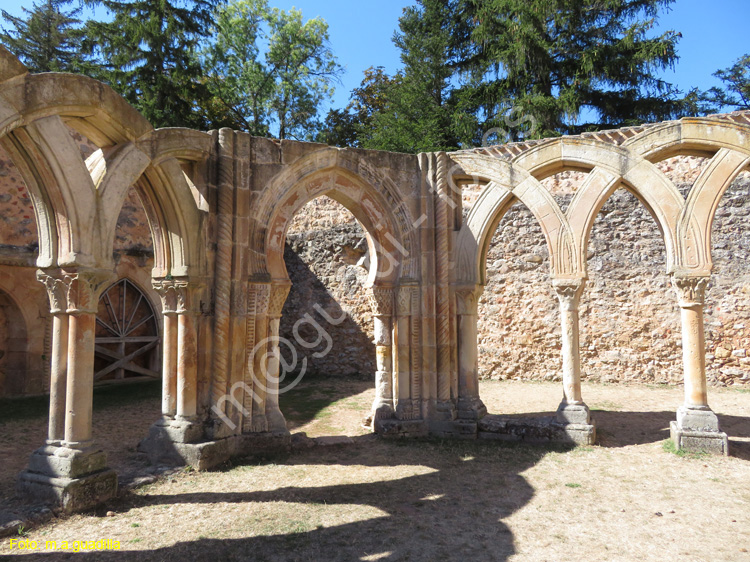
[{"left": 28, "top": 439, "right": 549, "bottom": 561}]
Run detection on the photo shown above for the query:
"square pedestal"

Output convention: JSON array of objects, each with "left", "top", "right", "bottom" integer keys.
[
  {"left": 670, "top": 422, "right": 728, "bottom": 456},
  {"left": 17, "top": 446, "right": 117, "bottom": 513}
]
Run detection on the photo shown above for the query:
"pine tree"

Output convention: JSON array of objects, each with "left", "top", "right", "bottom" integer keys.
[
  {"left": 84, "top": 0, "right": 216, "bottom": 129},
  {"left": 0, "top": 0, "right": 89, "bottom": 73},
  {"left": 459, "top": 0, "right": 685, "bottom": 138},
  {"left": 365, "top": 0, "right": 466, "bottom": 153}
]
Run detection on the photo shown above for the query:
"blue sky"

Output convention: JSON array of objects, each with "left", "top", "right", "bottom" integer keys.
[{"left": 2, "top": 0, "right": 748, "bottom": 113}]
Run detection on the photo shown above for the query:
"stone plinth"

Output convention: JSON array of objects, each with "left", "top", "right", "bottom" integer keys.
[
  {"left": 17, "top": 446, "right": 117, "bottom": 512},
  {"left": 669, "top": 406, "right": 728, "bottom": 455},
  {"left": 478, "top": 415, "right": 596, "bottom": 446}
]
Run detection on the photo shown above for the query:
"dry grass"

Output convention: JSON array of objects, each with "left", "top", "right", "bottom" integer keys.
[{"left": 1, "top": 379, "right": 750, "bottom": 561}]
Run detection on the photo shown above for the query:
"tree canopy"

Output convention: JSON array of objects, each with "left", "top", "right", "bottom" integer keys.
[
  {"left": 0, "top": 0, "right": 90, "bottom": 73},
  {"left": 203, "top": 0, "right": 342, "bottom": 139}
]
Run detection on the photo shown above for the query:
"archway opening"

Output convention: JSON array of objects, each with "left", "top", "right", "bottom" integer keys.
[{"left": 277, "top": 194, "right": 378, "bottom": 437}]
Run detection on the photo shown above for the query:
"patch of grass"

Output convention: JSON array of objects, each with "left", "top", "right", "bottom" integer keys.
[
  {"left": 662, "top": 439, "right": 710, "bottom": 459},
  {"left": 565, "top": 483, "right": 582, "bottom": 488}
]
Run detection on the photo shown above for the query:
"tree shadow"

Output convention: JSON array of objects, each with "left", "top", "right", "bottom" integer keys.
[{"left": 39, "top": 439, "right": 550, "bottom": 561}]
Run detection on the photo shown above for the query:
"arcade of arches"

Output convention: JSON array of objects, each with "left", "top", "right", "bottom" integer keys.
[{"left": 1, "top": 46, "right": 748, "bottom": 512}]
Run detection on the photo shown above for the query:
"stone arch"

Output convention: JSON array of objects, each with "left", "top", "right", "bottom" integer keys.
[
  {"left": 253, "top": 148, "right": 417, "bottom": 286},
  {"left": 451, "top": 151, "right": 576, "bottom": 286},
  {"left": 622, "top": 118, "right": 750, "bottom": 275},
  {"left": 513, "top": 138, "right": 685, "bottom": 275}
]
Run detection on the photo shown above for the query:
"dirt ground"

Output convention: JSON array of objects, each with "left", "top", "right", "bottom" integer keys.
[{"left": 1, "top": 379, "right": 749, "bottom": 561}]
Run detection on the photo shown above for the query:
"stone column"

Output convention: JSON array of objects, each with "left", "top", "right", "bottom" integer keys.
[
  {"left": 37, "top": 271, "right": 69, "bottom": 444},
  {"left": 265, "top": 282, "right": 291, "bottom": 434},
  {"left": 369, "top": 285, "right": 395, "bottom": 424},
  {"left": 395, "top": 285, "right": 417, "bottom": 420},
  {"left": 63, "top": 270, "right": 113, "bottom": 447},
  {"left": 19, "top": 268, "right": 118, "bottom": 513},
  {"left": 455, "top": 285, "right": 487, "bottom": 420},
  {"left": 553, "top": 278, "right": 591, "bottom": 425},
  {"left": 153, "top": 280, "right": 178, "bottom": 418},
  {"left": 175, "top": 280, "right": 200, "bottom": 420},
  {"left": 670, "top": 275, "right": 728, "bottom": 454}
]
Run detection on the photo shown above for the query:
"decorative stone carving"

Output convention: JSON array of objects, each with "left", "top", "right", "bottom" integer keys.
[
  {"left": 268, "top": 282, "right": 291, "bottom": 318},
  {"left": 153, "top": 279, "right": 179, "bottom": 314},
  {"left": 249, "top": 283, "right": 271, "bottom": 316},
  {"left": 396, "top": 285, "right": 413, "bottom": 316},
  {"left": 369, "top": 286, "right": 394, "bottom": 317},
  {"left": 37, "top": 270, "right": 70, "bottom": 315},
  {"left": 671, "top": 275, "right": 709, "bottom": 308},
  {"left": 63, "top": 269, "right": 114, "bottom": 314},
  {"left": 455, "top": 285, "right": 481, "bottom": 316},
  {"left": 552, "top": 278, "right": 586, "bottom": 312}
]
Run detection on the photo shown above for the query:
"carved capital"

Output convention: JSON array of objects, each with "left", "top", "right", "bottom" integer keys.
[
  {"left": 552, "top": 278, "right": 586, "bottom": 312},
  {"left": 268, "top": 282, "right": 291, "bottom": 318},
  {"left": 249, "top": 283, "right": 271, "bottom": 316},
  {"left": 671, "top": 276, "right": 709, "bottom": 308},
  {"left": 152, "top": 279, "right": 179, "bottom": 314},
  {"left": 455, "top": 285, "right": 482, "bottom": 316},
  {"left": 37, "top": 270, "right": 70, "bottom": 314},
  {"left": 63, "top": 269, "right": 115, "bottom": 315},
  {"left": 396, "top": 285, "right": 415, "bottom": 316},
  {"left": 369, "top": 286, "right": 394, "bottom": 317},
  {"left": 172, "top": 279, "right": 203, "bottom": 315}
]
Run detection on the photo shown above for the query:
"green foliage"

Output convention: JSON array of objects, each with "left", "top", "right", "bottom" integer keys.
[
  {"left": 83, "top": 0, "right": 217, "bottom": 129},
  {"left": 699, "top": 54, "right": 750, "bottom": 112},
  {"left": 326, "top": 0, "right": 690, "bottom": 151},
  {"left": 459, "top": 0, "right": 685, "bottom": 138},
  {"left": 203, "top": 0, "right": 342, "bottom": 139},
  {"left": 0, "top": 0, "right": 91, "bottom": 73}
]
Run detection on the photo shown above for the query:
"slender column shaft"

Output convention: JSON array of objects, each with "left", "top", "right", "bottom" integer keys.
[
  {"left": 672, "top": 276, "right": 711, "bottom": 409},
  {"left": 681, "top": 304, "right": 708, "bottom": 407},
  {"left": 554, "top": 280, "right": 586, "bottom": 406},
  {"left": 396, "top": 315, "right": 410, "bottom": 402},
  {"left": 457, "top": 312, "right": 478, "bottom": 398},
  {"left": 161, "top": 313, "right": 178, "bottom": 416},
  {"left": 176, "top": 311, "right": 198, "bottom": 419},
  {"left": 455, "top": 285, "right": 486, "bottom": 419},
  {"left": 64, "top": 312, "right": 96, "bottom": 446},
  {"left": 266, "top": 317, "right": 281, "bottom": 411},
  {"left": 48, "top": 313, "right": 68, "bottom": 443}
]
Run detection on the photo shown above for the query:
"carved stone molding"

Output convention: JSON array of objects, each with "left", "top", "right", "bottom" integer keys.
[
  {"left": 369, "top": 286, "right": 394, "bottom": 317},
  {"left": 552, "top": 278, "right": 586, "bottom": 312},
  {"left": 671, "top": 276, "right": 709, "bottom": 308},
  {"left": 268, "top": 282, "right": 291, "bottom": 318},
  {"left": 455, "top": 285, "right": 482, "bottom": 316},
  {"left": 171, "top": 279, "right": 203, "bottom": 315},
  {"left": 249, "top": 283, "right": 271, "bottom": 316},
  {"left": 44, "top": 269, "right": 115, "bottom": 315}
]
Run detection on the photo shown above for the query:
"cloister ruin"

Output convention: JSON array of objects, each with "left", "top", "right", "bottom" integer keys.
[{"left": 1, "top": 46, "right": 748, "bottom": 512}]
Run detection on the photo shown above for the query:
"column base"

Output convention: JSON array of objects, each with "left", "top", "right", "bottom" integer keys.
[
  {"left": 670, "top": 406, "right": 728, "bottom": 455},
  {"left": 265, "top": 408, "right": 288, "bottom": 433},
  {"left": 457, "top": 396, "right": 487, "bottom": 420},
  {"left": 669, "top": 422, "right": 728, "bottom": 456},
  {"left": 17, "top": 446, "right": 117, "bottom": 512},
  {"left": 433, "top": 399, "right": 458, "bottom": 421},
  {"left": 395, "top": 399, "right": 420, "bottom": 421},
  {"left": 556, "top": 402, "right": 591, "bottom": 425},
  {"left": 370, "top": 400, "right": 395, "bottom": 425},
  {"left": 478, "top": 415, "right": 596, "bottom": 446}
]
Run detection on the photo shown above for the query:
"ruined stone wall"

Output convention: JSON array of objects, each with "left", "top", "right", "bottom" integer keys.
[{"left": 277, "top": 156, "right": 750, "bottom": 388}]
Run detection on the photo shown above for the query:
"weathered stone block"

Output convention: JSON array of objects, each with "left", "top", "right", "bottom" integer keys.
[{"left": 670, "top": 422, "right": 729, "bottom": 456}]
